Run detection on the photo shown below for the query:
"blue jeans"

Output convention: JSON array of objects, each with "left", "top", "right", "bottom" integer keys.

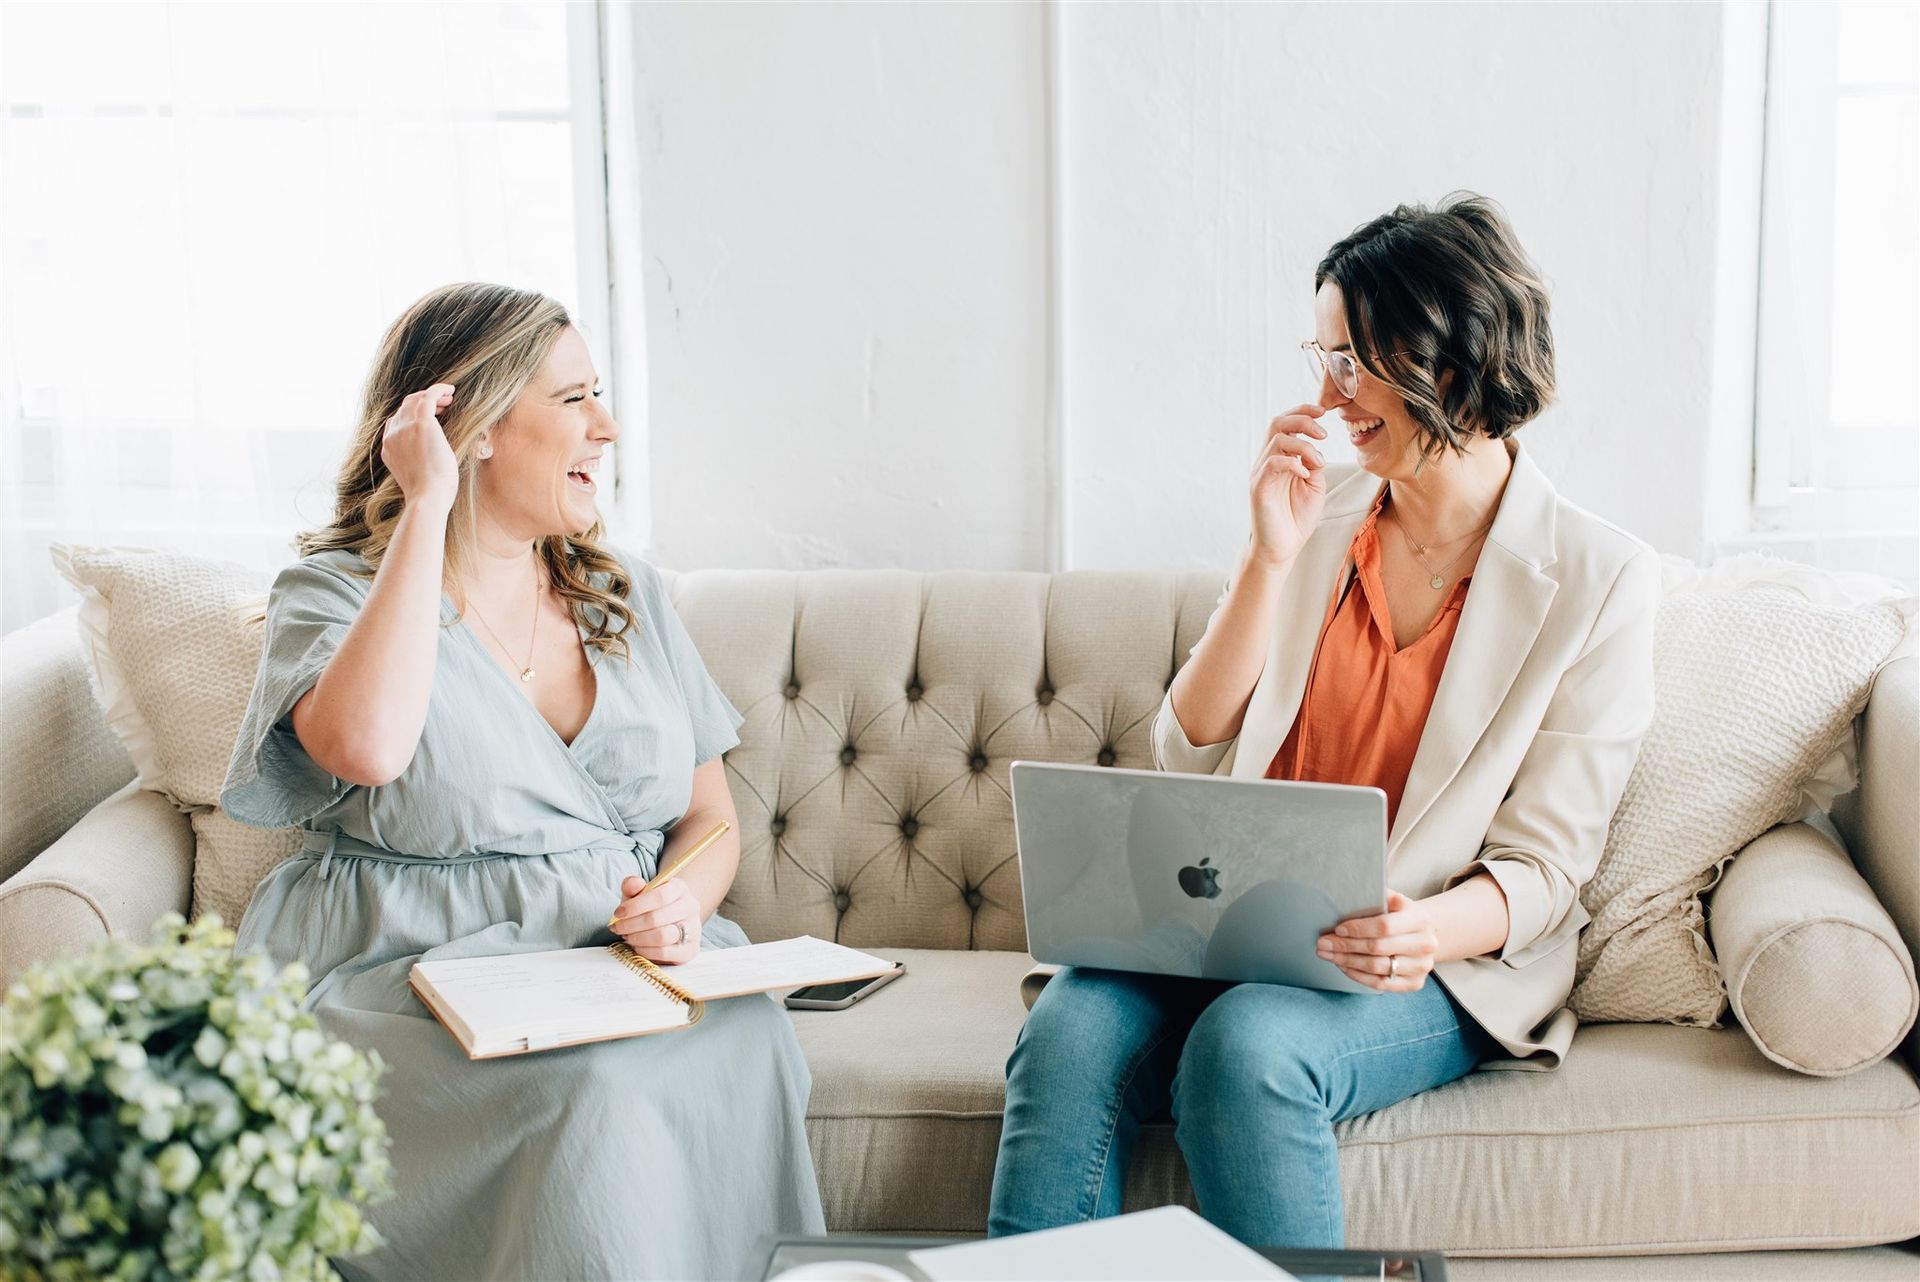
[{"left": 987, "top": 967, "right": 1496, "bottom": 1248}]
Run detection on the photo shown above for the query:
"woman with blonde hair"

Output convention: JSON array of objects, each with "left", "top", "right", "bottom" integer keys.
[{"left": 221, "top": 283, "right": 823, "bottom": 1280}]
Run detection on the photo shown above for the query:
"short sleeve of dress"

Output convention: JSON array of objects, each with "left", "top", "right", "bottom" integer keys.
[
  {"left": 219, "top": 555, "right": 368, "bottom": 829},
  {"left": 626, "top": 556, "right": 745, "bottom": 768}
]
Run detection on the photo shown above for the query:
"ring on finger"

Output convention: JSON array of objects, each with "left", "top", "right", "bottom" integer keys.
[
  {"left": 675, "top": 921, "right": 688, "bottom": 947},
  {"left": 1389, "top": 955, "right": 1401, "bottom": 980}
]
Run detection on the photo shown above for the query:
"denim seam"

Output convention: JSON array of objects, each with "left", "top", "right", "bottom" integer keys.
[
  {"left": 1082, "top": 1024, "right": 1183, "bottom": 1220},
  {"left": 1324, "top": 1021, "right": 1466, "bottom": 1073},
  {"left": 1307, "top": 1013, "right": 1474, "bottom": 1244}
]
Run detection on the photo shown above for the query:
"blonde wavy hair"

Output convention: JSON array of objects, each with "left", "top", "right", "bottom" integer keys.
[{"left": 300, "top": 282, "right": 638, "bottom": 658}]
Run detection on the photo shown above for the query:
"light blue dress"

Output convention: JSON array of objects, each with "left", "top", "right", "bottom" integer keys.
[{"left": 221, "top": 547, "right": 824, "bottom": 1282}]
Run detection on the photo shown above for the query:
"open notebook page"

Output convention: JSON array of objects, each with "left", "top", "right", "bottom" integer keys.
[
  {"left": 414, "top": 946, "right": 689, "bottom": 1056},
  {"left": 658, "top": 935, "right": 897, "bottom": 1000}
]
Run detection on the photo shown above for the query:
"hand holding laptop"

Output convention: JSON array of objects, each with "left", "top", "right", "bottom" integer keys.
[{"left": 1317, "top": 889, "right": 1439, "bottom": 992}]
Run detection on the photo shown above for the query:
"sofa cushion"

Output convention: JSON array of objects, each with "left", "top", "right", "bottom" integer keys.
[
  {"left": 795, "top": 950, "right": 1920, "bottom": 1252},
  {"left": 1710, "top": 822, "right": 1919, "bottom": 1077},
  {"left": 49, "top": 545, "right": 301, "bottom": 928},
  {"left": 790, "top": 947, "right": 1033, "bottom": 1233},
  {"left": 1571, "top": 555, "right": 1910, "bottom": 1027}
]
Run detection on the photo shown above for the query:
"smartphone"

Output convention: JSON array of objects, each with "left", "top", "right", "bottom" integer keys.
[{"left": 783, "top": 965, "right": 903, "bottom": 1011}]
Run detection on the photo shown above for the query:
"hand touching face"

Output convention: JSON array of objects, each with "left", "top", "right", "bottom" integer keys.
[{"left": 1310, "top": 283, "right": 1427, "bottom": 484}]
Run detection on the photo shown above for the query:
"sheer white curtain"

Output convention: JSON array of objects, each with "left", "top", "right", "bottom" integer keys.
[{"left": 0, "top": 1, "right": 612, "bottom": 631}]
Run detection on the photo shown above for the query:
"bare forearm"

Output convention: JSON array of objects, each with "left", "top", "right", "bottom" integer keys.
[
  {"left": 294, "top": 502, "right": 449, "bottom": 782},
  {"left": 1422, "top": 872, "right": 1511, "bottom": 963},
  {"left": 1167, "top": 546, "right": 1295, "bottom": 746}
]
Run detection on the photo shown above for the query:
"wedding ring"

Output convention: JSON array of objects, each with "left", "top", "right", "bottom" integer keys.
[
  {"left": 1389, "top": 955, "right": 1401, "bottom": 980},
  {"left": 675, "top": 921, "right": 688, "bottom": 947}
]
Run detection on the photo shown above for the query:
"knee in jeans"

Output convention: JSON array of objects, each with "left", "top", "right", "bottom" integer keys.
[
  {"left": 1177, "top": 987, "right": 1322, "bottom": 1114},
  {"left": 1011, "top": 969, "right": 1152, "bottom": 1079}
]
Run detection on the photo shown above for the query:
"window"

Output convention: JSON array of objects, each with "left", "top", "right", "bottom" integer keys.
[
  {"left": 0, "top": 2, "right": 612, "bottom": 631},
  {"left": 1751, "top": 0, "right": 1919, "bottom": 579}
]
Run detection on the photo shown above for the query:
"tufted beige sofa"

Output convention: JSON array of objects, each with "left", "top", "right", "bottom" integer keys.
[{"left": 5, "top": 569, "right": 1920, "bottom": 1280}]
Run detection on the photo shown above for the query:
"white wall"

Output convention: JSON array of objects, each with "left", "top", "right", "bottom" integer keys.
[
  {"left": 622, "top": 3, "right": 1050, "bottom": 573},
  {"left": 617, "top": 1, "right": 1751, "bottom": 574}
]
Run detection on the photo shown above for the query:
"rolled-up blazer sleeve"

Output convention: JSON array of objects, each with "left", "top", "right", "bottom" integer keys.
[
  {"left": 1151, "top": 577, "right": 1240, "bottom": 775},
  {"left": 1151, "top": 689, "right": 1238, "bottom": 775},
  {"left": 1445, "top": 547, "right": 1661, "bottom": 965}
]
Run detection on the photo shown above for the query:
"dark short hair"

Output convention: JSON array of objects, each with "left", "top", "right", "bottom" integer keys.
[{"left": 1315, "top": 193, "right": 1554, "bottom": 457}]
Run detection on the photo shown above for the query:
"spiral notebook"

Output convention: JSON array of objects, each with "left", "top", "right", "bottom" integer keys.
[{"left": 409, "top": 935, "right": 899, "bottom": 1059}]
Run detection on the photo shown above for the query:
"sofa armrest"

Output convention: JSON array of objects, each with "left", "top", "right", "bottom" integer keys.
[
  {"left": 1, "top": 608, "right": 135, "bottom": 883},
  {"left": 1833, "top": 652, "right": 1920, "bottom": 1072},
  {"left": 0, "top": 782, "right": 193, "bottom": 989}
]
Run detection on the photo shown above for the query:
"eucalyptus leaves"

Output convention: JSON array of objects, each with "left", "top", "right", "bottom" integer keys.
[{"left": 0, "top": 914, "right": 391, "bottom": 1281}]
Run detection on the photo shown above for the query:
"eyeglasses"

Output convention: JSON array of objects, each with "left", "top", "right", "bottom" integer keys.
[
  {"left": 1301, "top": 340, "right": 1364, "bottom": 400},
  {"left": 1301, "top": 340, "right": 1416, "bottom": 400}
]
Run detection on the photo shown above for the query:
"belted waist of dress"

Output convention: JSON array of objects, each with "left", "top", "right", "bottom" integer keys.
[{"left": 299, "top": 828, "right": 665, "bottom": 880}]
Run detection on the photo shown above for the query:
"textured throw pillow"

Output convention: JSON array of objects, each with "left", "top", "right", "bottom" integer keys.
[
  {"left": 1570, "top": 555, "right": 1911, "bottom": 1026},
  {"left": 1709, "top": 821, "right": 1919, "bottom": 1076},
  {"left": 50, "top": 545, "right": 299, "bottom": 927}
]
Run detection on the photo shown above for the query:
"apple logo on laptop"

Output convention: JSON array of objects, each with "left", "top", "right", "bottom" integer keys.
[{"left": 1178, "top": 857, "right": 1223, "bottom": 900}]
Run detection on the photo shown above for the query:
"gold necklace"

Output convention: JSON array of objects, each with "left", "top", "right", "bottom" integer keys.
[
  {"left": 1394, "top": 513, "right": 1494, "bottom": 590},
  {"left": 466, "top": 561, "right": 543, "bottom": 683}
]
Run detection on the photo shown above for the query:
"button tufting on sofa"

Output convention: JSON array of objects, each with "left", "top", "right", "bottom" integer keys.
[
  {"left": 900, "top": 816, "right": 919, "bottom": 839},
  {"left": 839, "top": 745, "right": 857, "bottom": 766},
  {"left": 906, "top": 684, "right": 922, "bottom": 702},
  {"left": 1036, "top": 687, "right": 1054, "bottom": 706},
  {"left": 13, "top": 560, "right": 1920, "bottom": 1261},
  {"left": 1097, "top": 747, "right": 1116, "bottom": 767}
]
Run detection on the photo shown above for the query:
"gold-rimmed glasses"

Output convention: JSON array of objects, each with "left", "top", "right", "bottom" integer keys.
[
  {"left": 1301, "top": 340, "right": 1363, "bottom": 400},
  {"left": 1301, "top": 340, "right": 1417, "bottom": 399}
]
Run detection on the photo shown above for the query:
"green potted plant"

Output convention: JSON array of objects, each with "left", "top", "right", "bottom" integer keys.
[{"left": 0, "top": 914, "right": 391, "bottom": 1281}]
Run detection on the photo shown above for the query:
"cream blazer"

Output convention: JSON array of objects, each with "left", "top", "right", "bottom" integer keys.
[{"left": 1151, "top": 440, "right": 1659, "bottom": 1069}]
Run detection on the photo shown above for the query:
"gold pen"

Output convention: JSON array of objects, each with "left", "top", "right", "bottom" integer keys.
[{"left": 608, "top": 820, "right": 731, "bottom": 929}]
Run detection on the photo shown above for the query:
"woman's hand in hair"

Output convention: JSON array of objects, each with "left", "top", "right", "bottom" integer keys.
[
  {"left": 381, "top": 383, "right": 460, "bottom": 515},
  {"left": 1248, "top": 406, "right": 1329, "bottom": 569}
]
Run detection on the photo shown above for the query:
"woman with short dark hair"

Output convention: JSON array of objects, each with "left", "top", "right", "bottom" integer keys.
[{"left": 988, "top": 194, "right": 1659, "bottom": 1248}]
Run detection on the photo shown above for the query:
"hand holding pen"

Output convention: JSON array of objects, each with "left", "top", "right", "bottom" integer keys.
[{"left": 607, "top": 821, "right": 731, "bottom": 965}]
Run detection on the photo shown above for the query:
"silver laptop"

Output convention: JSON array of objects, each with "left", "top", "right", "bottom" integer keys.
[{"left": 1009, "top": 761, "right": 1388, "bottom": 994}]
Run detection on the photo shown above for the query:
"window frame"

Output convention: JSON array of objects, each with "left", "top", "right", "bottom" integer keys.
[
  {"left": 1750, "top": 0, "right": 1919, "bottom": 528},
  {"left": 0, "top": 2, "right": 628, "bottom": 630}
]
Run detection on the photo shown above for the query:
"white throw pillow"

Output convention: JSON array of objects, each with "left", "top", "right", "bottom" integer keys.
[
  {"left": 1570, "top": 554, "right": 1912, "bottom": 1026},
  {"left": 50, "top": 545, "right": 300, "bottom": 927}
]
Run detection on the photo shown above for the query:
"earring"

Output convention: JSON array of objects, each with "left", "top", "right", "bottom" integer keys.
[{"left": 478, "top": 443, "right": 493, "bottom": 459}]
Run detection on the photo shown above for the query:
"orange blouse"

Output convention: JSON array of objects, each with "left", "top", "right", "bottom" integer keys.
[{"left": 1266, "top": 490, "right": 1470, "bottom": 828}]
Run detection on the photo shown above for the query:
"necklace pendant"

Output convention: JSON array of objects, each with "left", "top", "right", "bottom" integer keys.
[
  {"left": 1430, "top": 574, "right": 1446, "bottom": 590},
  {"left": 520, "top": 668, "right": 535, "bottom": 683}
]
